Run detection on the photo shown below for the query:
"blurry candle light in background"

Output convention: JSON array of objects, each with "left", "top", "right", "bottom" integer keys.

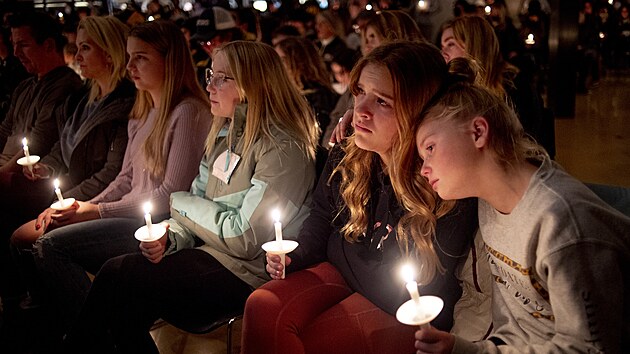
[
  {"left": 485, "top": 5, "right": 491, "bottom": 16},
  {"left": 525, "top": 33, "right": 535, "bottom": 45},
  {"left": 401, "top": 263, "right": 421, "bottom": 307},
  {"left": 417, "top": 0, "right": 428, "bottom": 11}
]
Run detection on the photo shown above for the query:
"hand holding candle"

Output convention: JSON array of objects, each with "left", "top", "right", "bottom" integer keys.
[
  {"left": 134, "top": 201, "right": 166, "bottom": 242},
  {"left": 261, "top": 209, "right": 298, "bottom": 280}
]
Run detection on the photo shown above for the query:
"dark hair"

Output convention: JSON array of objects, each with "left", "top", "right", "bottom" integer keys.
[
  {"left": 8, "top": 12, "right": 67, "bottom": 53},
  {"left": 331, "top": 48, "right": 359, "bottom": 72}
]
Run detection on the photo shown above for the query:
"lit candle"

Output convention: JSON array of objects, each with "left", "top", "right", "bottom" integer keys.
[
  {"left": 272, "top": 209, "right": 283, "bottom": 244},
  {"left": 272, "top": 209, "right": 287, "bottom": 279},
  {"left": 484, "top": 5, "right": 491, "bottom": 15},
  {"left": 402, "top": 264, "right": 421, "bottom": 308},
  {"left": 525, "top": 33, "right": 535, "bottom": 45},
  {"left": 143, "top": 202, "right": 153, "bottom": 235},
  {"left": 417, "top": 0, "right": 428, "bottom": 11},
  {"left": 22, "top": 137, "right": 30, "bottom": 159},
  {"left": 53, "top": 179, "right": 64, "bottom": 205}
]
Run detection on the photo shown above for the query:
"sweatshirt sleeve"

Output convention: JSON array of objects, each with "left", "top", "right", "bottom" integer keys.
[
  {"left": 96, "top": 101, "right": 211, "bottom": 218},
  {"left": 169, "top": 138, "right": 314, "bottom": 260}
]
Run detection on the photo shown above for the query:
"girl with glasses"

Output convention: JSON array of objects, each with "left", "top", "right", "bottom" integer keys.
[
  {"left": 11, "top": 19, "right": 211, "bottom": 345},
  {"left": 63, "top": 40, "right": 319, "bottom": 353}
]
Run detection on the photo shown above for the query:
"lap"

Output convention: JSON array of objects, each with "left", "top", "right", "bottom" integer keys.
[
  {"left": 33, "top": 218, "right": 143, "bottom": 275},
  {"left": 301, "top": 293, "right": 416, "bottom": 354},
  {"left": 100, "top": 249, "right": 252, "bottom": 329}
]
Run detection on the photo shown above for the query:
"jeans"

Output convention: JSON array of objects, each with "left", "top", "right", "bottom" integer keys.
[{"left": 33, "top": 217, "right": 146, "bottom": 332}]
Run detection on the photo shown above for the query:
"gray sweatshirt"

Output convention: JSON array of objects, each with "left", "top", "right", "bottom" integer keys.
[{"left": 453, "top": 158, "right": 630, "bottom": 353}]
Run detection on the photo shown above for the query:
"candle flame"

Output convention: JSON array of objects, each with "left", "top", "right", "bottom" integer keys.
[
  {"left": 143, "top": 202, "right": 152, "bottom": 215},
  {"left": 401, "top": 264, "right": 415, "bottom": 283},
  {"left": 22, "top": 137, "right": 28, "bottom": 147},
  {"left": 53, "top": 178, "right": 60, "bottom": 189},
  {"left": 272, "top": 209, "right": 281, "bottom": 223}
]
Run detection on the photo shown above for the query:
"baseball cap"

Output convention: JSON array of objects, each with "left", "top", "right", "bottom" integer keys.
[{"left": 191, "top": 7, "right": 237, "bottom": 42}]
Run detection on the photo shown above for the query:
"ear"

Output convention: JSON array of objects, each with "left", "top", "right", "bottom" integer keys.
[
  {"left": 43, "top": 37, "right": 57, "bottom": 52},
  {"left": 470, "top": 116, "right": 489, "bottom": 149}
]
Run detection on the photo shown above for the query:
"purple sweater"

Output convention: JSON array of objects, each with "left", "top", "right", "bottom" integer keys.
[{"left": 90, "top": 97, "right": 211, "bottom": 218}]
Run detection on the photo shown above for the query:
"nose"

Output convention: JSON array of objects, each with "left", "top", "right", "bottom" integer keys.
[
  {"left": 206, "top": 82, "right": 214, "bottom": 94},
  {"left": 420, "top": 162, "right": 430, "bottom": 179},
  {"left": 353, "top": 94, "right": 372, "bottom": 121}
]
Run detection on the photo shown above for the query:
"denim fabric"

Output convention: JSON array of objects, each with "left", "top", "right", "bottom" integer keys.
[{"left": 33, "top": 217, "right": 146, "bottom": 331}]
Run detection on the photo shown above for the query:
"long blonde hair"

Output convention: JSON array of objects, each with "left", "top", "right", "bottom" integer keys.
[
  {"left": 77, "top": 16, "right": 129, "bottom": 102},
  {"left": 128, "top": 20, "right": 209, "bottom": 179},
  {"left": 206, "top": 41, "right": 318, "bottom": 161},
  {"left": 335, "top": 41, "right": 456, "bottom": 282},
  {"left": 445, "top": 16, "right": 518, "bottom": 97}
]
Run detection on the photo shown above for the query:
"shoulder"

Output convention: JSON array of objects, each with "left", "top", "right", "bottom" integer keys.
[{"left": 172, "top": 96, "right": 211, "bottom": 116}]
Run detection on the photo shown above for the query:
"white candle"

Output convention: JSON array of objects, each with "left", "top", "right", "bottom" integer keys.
[
  {"left": 22, "top": 137, "right": 30, "bottom": 159},
  {"left": 53, "top": 179, "right": 64, "bottom": 205},
  {"left": 143, "top": 202, "right": 153, "bottom": 235},
  {"left": 272, "top": 209, "right": 283, "bottom": 244},
  {"left": 272, "top": 209, "right": 287, "bottom": 279},
  {"left": 402, "top": 264, "right": 421, "bottom": 307}
]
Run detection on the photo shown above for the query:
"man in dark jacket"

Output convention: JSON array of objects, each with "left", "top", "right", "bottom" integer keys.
[{"left": 0, "top": 12, "right": 82, "bottom": 173}]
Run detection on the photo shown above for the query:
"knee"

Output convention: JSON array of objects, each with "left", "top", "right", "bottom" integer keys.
[
  {"left": 244, "top": 287, "right": 283, "bottom": 320},
  {"left": 11, "top": 220, "right": 44, "bottom": 250}
]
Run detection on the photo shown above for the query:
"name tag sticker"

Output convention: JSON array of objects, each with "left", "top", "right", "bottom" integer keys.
[{"left": 212, "top": 149, "right": 240, "bottom": 184}]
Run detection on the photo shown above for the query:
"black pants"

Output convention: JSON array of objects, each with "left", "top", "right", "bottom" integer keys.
[{"left": 65, "top": 248, "right": 253, "bottom": 354}]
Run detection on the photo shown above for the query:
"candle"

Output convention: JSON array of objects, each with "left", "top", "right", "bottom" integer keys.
[
  {"left": 402, "top": 264, "right": 421, "bottom": 308},
  {"left": 143, "top": 202, "right": 153, "bottom": 235},
  {"left": 525, "top": 33, "right": 535, "bottom": 45},
  {"left": 53, "top": 179, "right": 64, "bottom": 205},
  {"left": 272, "top": 209, "right": 283, "bottom": 244},
  {"left": 22, "top": 137, "right": 30, "bottom": 159}
]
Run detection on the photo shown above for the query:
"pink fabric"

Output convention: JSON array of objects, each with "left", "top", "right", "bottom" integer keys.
[
  {"left": 241, "top": 262, "right": 417, "bottom": 354},
  {"left": 90, "top": 97, "right": 211, "bottom": 218}
]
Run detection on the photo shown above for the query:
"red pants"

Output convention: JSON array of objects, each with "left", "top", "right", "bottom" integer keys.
[{"left": 241, "top": 262, "right": 416, "bottom": 354}]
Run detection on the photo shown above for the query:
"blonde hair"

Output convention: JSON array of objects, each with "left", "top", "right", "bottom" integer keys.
[
  {"left": 207, "top": 41, "right": 318, "bottom": 162},
  {"left": 317, "top": 11, "right": 346, "bottom": 40},
  {"left": 275, "top": 36, "right": 332, "bottom": 92},
  {"left": 128, "top": 20, "right": 209, "bottom": 179},
  {"left": 336, "top": 41, "right": 455, "bottom": 283},
  {"left": 422, "top": 83, "right": 548, "bottom": 170},
  {"left": 363, "top": 10, "right": 425, "bottom": 45},
  {"left": 77, "top": 16, "right": 129, "bottom": 102},
  {"left": 445, "top": 16, "right": 518, "bottom": 97}
]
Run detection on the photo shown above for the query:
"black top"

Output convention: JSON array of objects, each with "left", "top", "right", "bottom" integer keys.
[{"left": 288, "top": 145, "right": 478, "bottom": 331}]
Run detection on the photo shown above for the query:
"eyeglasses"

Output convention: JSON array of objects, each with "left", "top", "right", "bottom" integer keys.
[{"left": 205, "top": 68, "right": 234, "bottom": 89}]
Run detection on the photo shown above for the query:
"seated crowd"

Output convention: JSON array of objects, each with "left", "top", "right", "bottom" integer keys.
[{"left": 0, "top": 3, "right": 628, "bottom": 354}]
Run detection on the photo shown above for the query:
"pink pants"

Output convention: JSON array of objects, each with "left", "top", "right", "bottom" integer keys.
[{"left": 241, "top": 262, "right": 416, "bottom": 354}]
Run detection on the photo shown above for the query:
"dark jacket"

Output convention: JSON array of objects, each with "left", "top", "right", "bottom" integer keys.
[
  {"left": 40, "top": 79, "right": 135, "bottom": 201},
  {"left": 287, "top": 145, "right": 478, "bottom": 331},
  {"left": 0, "top": 65, "right": 82, "bottom": 161}
]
